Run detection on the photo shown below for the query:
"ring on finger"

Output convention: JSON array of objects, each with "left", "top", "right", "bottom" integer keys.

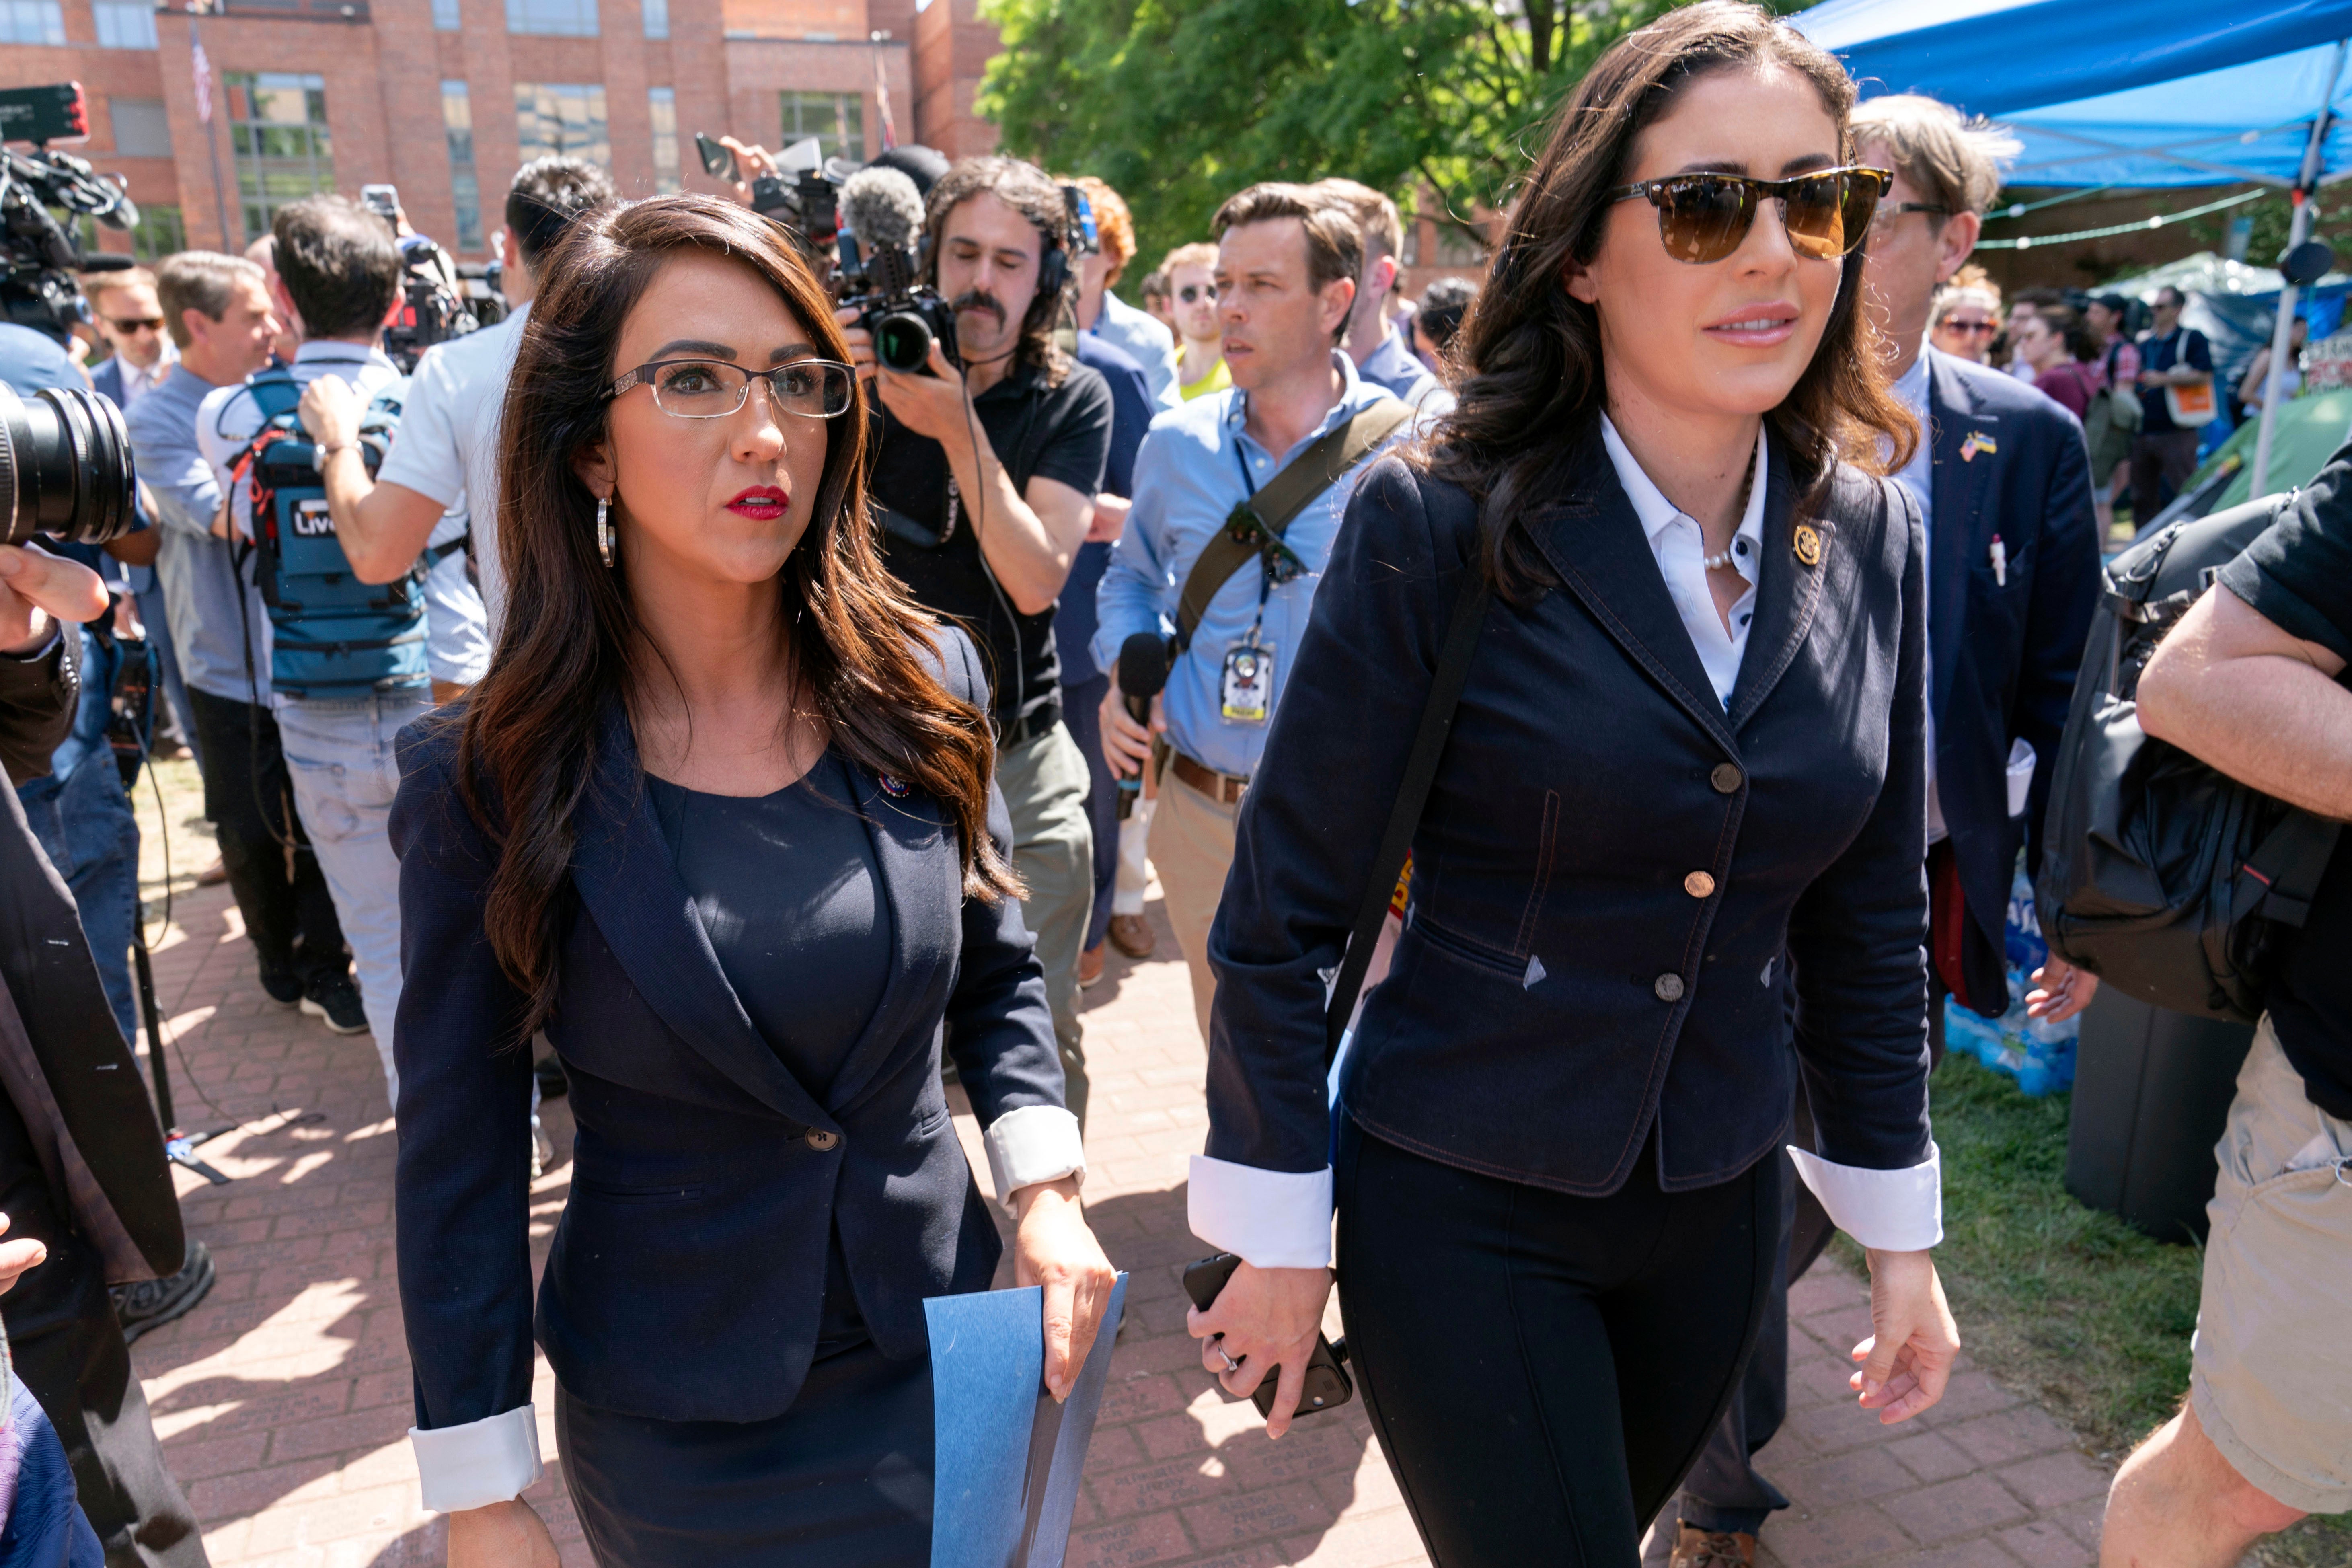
[{"left": 1212, "top": 1343, "right": 1241, "bottom": 1374}]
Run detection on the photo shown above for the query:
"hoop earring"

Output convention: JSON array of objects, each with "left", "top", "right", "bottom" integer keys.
[{"left": 596, "top": 494, "right": 615, "bottom": 569}]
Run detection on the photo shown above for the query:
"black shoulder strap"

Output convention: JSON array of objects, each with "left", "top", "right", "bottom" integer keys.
[
  {"left": 1173, "top": 399, "right": 1413, "bottom": 653},
  {"left": 1323, "top": 558, "right": 1491, "bottom": 1065}
]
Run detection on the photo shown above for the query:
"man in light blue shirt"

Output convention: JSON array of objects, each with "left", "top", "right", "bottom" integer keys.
[{"left": 1095, "top": 183, "right": 1408, "bottom": 1039}]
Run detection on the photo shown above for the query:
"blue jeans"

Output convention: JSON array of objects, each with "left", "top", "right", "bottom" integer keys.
[
  {"left": 15, "top": 629, "right": 142, "bottom": 1046},
  {"left": 1060, "top": 675, "right": 1121, "bottom": 954},
  {"left": 277, "top": 689, "right": 435, "bottom": 1106},
  {"left": 135, "top": 581, "right": 201, "bottom": 771}
]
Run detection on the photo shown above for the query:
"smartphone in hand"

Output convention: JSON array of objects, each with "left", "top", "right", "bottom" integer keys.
[
  {"left": 1182, "top": 1252, "right": 1354, "bottom": 1420},
  {"left": 694, "top": 132, "right": 736, "bottom": 181}
]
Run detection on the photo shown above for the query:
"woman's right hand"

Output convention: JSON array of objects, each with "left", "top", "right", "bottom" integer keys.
[
  {"left": 447, "top": 1499, "right": 559, "bottom": 1568},
  {"left": 1187, "top": 1262, "right": 1332, "bottom": 1439}
]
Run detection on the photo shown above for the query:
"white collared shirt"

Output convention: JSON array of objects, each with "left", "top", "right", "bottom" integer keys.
[
  {"left": 1599, "top": 414, "right": 1765, "bottom": 707},
  {"left": 111, "top": 339, "right": 176, "bottom": 410}
]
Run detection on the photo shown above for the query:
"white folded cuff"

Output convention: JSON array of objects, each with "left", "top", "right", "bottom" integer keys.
[
  {"left": 1787, "top": 1140, "right": 1944, "bottom": 1252},
  {"left": 984, "top": 1104, "right": 1087, "bottom": 1212},
  {"left": 411, "top": 1403, "right": 542, "bottom": 1513},
  {"left": 1188, "top": 1154, "right": 1333, "bottom": 1269}
]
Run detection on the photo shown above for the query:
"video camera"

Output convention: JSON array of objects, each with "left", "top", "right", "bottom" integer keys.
[
  {"left": 834, "top": 164, "right": 959, "bottom": 375},
  {"left": 696, "top": 134, "right": 848, "bottom": 277}
]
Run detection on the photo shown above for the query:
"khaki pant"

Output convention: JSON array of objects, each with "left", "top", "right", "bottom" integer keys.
[
  {"left": 1147, "top": 770, "right": 1239, "bottom": 1044},
  {"left": 998, "top": 722, "right": 1095, "bottom": 1123},
  {"left": 2190, "top": 1018, "right": 2352, "bottom": 1515}
]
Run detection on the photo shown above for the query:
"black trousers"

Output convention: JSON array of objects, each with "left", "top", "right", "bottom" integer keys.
[
  {"left": 0, "top": 1091, "right": 206, "bottom": 1568},
  {"left": 1335, "top": 1116, "right": 1781, "bottom": 1566},
  {"left": 185, "top": 688, "right": 347, "bottom": 990}
]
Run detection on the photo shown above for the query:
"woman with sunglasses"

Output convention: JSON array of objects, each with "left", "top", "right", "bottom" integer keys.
[
  {"left": 388, "top": 195, "right": 1115, "bottom": 1567},
  {"left": 1186, "top": 5, "right": 1959, "bottom": 1560},
  {"left": 1929, "top": 280, "right": 2004, "bottom": 364}
]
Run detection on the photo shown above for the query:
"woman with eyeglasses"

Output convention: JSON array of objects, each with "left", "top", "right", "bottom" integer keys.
[
  {"left": 388, "top": 195, "right": 1114, "bottom": 1568},
  {"left": 1185, "top": 6, "right": 1959, "bottom": 1560}
]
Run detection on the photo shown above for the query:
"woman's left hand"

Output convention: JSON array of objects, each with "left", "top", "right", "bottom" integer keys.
[
  {"left": 1851, "top": 1248, "right": 1960, "bottom": 1424},
  {"left": 1012, "top": 1177, "right": 1118, "bottom": 1402}
]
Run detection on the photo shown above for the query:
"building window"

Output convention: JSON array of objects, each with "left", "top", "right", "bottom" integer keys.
[
  {"left": 225, "top": 72, "right": 333, "bottom": 245},
  {"left": 110, "top": 98, "right": 172, "bottom": 158},
  {"left": 506, "top": 0, "right": 595, "bottom": 35},
  {"left": 132, "top": 205, "right": 184, "bottom": 260},
  {"left": 0, "top": 0, "right": 65, "bottom": 45},
  {"left": 514, "top": 83, "right": 608, "bottom": 168},
  {"left": 94, "top": 0, "right": 156, "bottom": 47},
  {"left": 433, "top": 0, "right": 460, "bottom": 27},
  {"left": 442, "top": 81, "right": 483, "bottom": 251},
  {"left": 641, "top": 0, "right": 665, "bottom": 37},
  {"left": 648, "top": 87, "right": 680, "bottom": 194},
  {"left": 780, "top": 90, "right": 861, "bottom": 161}
]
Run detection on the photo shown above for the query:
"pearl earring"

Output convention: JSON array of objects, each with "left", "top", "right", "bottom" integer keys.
[{"left": 596, "top": 494, "right": 615, "bottom": 569}]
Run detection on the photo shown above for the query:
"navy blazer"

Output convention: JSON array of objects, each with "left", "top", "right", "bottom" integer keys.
[
  {"left": 1206, "top": 428, "right": 1932, "bottom": 1194},
  {"left": 1922, "top": 352, "right": 2101, "bottom": 1009},
  {"left": 389, "top": 627, "right": 1066, "bottom": 1430}
]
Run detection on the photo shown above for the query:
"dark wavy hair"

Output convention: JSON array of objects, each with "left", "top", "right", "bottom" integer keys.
[
  {"left": 456, "top": 193, "right": 1019, "bottom": 1033},
  {"left": 922, "top": 155, "right": 1076, "bottom": 387},
  {"left": 1429, "top": 0, "right": 1918, "bottom": 602}
]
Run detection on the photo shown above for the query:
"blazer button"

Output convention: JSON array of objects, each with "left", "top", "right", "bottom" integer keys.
[
  {"left": 805, "top": 1129, "right": 840, "bottom": 1151},
  {"left": 1684, "top": 871, "right": 1716, "bottom": 899},
  {"left": 1654, "top": 973, "right": 1686, "bottom": 1003},
  {"left": 1710, "top": 763, "right": 1743, "bottom": 794}
]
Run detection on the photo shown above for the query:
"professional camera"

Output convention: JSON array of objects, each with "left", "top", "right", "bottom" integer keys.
[
  {"left": 382, "top": 226, "right": 479, "bottom": 373},
  {"left": 2, "top": 83, "right": 140, "bottom": 343},
  {"left": 835, "top": 165, "right": 959, "bottom": 375},
  {"left": 1, "top": 382, "right": 138, "bottom": 546}
]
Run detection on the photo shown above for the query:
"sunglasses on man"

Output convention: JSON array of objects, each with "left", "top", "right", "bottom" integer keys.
[
  {"left": 1178, "top": 283, "right": 1218, "bottom": 304},
  {"left": 1610, "top": 166, "right": 1891, "bottom": 266},
  {"left": 104, "top": 316, "right": 164, "bottom": 334},
  {"left": 1224, "top": 502, "right": 1308, "bottom": 585}
]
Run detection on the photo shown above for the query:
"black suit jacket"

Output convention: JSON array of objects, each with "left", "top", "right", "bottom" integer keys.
[
  {"left": 0, "top": 633, "right": 184, "bottom": 1284},
  {"left": 1922, "top": 351, "right": 2101, "bottom": 1009},
  {"left": 1206, "top": 428, "right": 1932, "bottom": 1195},
  {"left": 390, "top": 627, "right": 1067, "bottom": 1431}
]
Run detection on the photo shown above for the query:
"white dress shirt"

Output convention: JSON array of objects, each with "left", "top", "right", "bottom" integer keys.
[
  {"left": 1186, "top": 416, "right": 1945, "bottom": 1273},
  {"left": 111, "top": 340, "right": 176, "bottom": 410}
]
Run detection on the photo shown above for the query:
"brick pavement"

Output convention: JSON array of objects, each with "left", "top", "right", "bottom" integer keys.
[{"left": 118, "top": 874, "right": 2117, "bottom": 1566}]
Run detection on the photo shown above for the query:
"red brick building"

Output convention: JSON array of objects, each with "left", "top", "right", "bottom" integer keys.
[{"left": 0, "top": 0, "right": 1005, "bottom": 263}]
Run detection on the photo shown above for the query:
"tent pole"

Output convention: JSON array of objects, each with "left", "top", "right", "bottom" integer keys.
[{"left": 2253, "top": 39, "right": 2347, "bottom": 497}]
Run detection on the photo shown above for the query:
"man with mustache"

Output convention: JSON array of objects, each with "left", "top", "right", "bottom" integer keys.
[{"left": 841, "top": 156, "right": 1115, "bottom": 1123}]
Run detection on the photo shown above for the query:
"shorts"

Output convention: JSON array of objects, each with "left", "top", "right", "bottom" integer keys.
[{"left": 2189, "top": 1017, "right": 2352, "bottom": 1515}]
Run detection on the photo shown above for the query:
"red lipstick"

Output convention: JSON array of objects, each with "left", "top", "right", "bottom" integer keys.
[{"left": 728, "top": 485, "right": 789, "bottom": 520}]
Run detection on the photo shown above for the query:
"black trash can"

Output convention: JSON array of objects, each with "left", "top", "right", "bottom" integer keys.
[{"left": 2065, "top": 987, "right": 2255, "bottom": 1243}]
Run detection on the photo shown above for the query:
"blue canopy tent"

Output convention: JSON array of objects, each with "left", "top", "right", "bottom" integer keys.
[{"left": 1797, "top": 0, "right": 2352, "bottom": 495}]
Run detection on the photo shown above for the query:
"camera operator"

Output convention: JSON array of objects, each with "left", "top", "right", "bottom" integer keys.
[
  {"left": 836, "top": 155, "right": 1113, "bottom": 1122},
  {"left": 300, "top": 156, "right": 618, "bottom": 645},
  {"left": 0, "top": 538, "right": 208, "bottom": 1565}
]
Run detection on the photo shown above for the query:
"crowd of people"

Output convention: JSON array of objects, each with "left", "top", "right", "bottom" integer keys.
[{"left": 0, "top": 0, "right": 2344, "bottom": 1564}]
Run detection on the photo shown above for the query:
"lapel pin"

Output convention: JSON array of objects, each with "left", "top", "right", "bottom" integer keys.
[
  {"left": 877, "top": 774, "right": 910, "bottom": 798},
  {"left": 1793, "top": 524, "right": 1823, "bottom": 567},
  {"left": 1960, "top": 430, "right": 1998, "bottom": 463}
]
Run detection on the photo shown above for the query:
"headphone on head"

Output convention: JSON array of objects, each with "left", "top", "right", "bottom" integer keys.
[{"left": 1034, "top": 183, "right": 1099, "bottom": 303}]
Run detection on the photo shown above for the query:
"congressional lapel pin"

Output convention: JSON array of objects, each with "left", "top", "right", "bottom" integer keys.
[
  {"left": 877, "top": 773, "right": 911, "bottom": 798},
  {"left": 1960, "top": 430, "right": 1998, "bottom": 463},
  {"left": 1792, "top": 523, "right": 1823, "bottom": 567}
]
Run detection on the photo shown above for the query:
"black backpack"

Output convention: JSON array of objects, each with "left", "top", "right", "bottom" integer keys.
[{"left": 2036, "top": 495, "right": 2342, "bottom": 1023}]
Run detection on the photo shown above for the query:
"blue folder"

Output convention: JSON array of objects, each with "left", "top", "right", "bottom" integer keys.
[{"left": 926, "top": 1274, "right": 1128, "bottom": 1568}]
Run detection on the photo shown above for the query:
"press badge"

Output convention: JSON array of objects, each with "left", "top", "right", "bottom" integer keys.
[{"left": 1220, "top": 640, "right": 1275, "bottom": 724}]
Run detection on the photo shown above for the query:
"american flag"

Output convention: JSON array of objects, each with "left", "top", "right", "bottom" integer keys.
[{"left": 192, "top": 38, "right": 214, "bottom": 125}]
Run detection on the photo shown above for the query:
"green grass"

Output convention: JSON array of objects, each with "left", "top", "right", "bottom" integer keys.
[{"left": 1836, "top": 1053, "right": 2350, "bottom": 1564}]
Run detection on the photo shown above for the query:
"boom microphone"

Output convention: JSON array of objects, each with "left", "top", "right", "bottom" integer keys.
[
  {"left": 1115, "top": 631, "right": 1171, "bottom": 818},
  {"left": 841, "top": 166, "right": 926, "bottom": 255}
]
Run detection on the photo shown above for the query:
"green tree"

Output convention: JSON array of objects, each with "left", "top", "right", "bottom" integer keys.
[{"left": 980, "top": 0, "right": 1793, "bottom": 281}]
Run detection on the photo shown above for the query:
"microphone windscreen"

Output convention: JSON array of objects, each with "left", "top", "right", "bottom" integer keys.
[
  {"left": 1117, "top": 632, "right": 1171, "bottom": 700},
  {"left": 841, "top": 167, "right": 926, "bottom": 254}
]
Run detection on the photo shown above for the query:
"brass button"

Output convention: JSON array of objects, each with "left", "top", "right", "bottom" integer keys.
[
  {"left": 1710, "top": 763, "right": 1743, "bottom": 795},
  {"left": 1684, "top": 871, "right": 1716, "bottom": 899},
  {"left": 1654, "top": 973, "right": 1686, "bottom": 1003},
  {"left": 805, "top": 1129, "right": 840, "bottom": 1151}
]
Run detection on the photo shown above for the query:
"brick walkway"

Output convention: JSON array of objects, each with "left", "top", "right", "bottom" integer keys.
[{"left": 121, "top": 873, "right": 2114, "bottom": 1566}]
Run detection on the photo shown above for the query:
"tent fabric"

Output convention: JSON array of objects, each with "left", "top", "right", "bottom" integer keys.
[
  {"left": 1798, "top": 0, "right": 2352, "bottom": 119},
  {"left": 2187, "top": 387, "right": 2352, "bottom": 510},
  {"left": 2000, "top": 45, "right": 2352, "bottom": 188}
]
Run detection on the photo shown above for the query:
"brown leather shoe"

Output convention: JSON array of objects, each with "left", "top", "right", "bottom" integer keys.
[
  {"left": 1107, "top": 913, "right": 1154, "bottom": 960},
  {"left": 196, "top": 856, "right": 229, "bottom": 887},
  {"left": 1078, "top": 942, "right": 1106, "bottom": 989},
  {"left": 1669, "top": 1524, "right": 1756, "bottom": 1568}
]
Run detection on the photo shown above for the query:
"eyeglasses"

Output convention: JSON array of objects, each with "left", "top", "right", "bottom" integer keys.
[
  {"left": 104, "top": 316, "right": 163, "bottom": 334},
  {"left": 1870, "top": 200, "right": 1951, "bottom": 238},
  {"left": 1178, "top": 284, "right": 1218, "bottom": 304},
  {"left": 1610, "top": 167, "right": 1892, "bottom": 265},
  {"left": 1224, "top": 501, "right": 1307, "bottom": 585},
  {"left": 608, "top": 358, "right": 855, "bottom": 420}
]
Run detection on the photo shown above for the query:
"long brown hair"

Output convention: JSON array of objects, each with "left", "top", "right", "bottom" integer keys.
[
  {"left": 456, "top": 194, "right": 1018, "bottom": 1032},
  {"left": 1430, "top": 0, "right": 1917, "bottom": 602}
]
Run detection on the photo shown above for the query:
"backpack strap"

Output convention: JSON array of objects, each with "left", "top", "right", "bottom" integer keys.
[
  {"left": 1173, "top": 398, "right": 1413, "bottom": 654},
  {"left": 2237, "top": 810, "right": 2345, "bottom": 929}
]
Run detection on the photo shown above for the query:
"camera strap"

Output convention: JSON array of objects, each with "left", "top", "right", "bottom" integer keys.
[{"left": 1172, "top": 397, "right": 1412, "bottom": 655}]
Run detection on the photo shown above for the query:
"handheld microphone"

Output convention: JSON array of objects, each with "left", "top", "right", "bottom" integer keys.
[{"left": 1115, "top": 632, "right": 1171, "bottom": 818}]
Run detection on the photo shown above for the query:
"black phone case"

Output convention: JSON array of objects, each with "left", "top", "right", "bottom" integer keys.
[{"left": 1181, "top": 1253, "right": 1354, "bottom": 1420}]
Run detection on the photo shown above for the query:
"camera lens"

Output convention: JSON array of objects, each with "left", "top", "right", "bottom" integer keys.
[
  {"left": 0, "top": 383, "right": 137, "bottom": 546},
  {"left": 875, "top": 311, "right": 937, "bottom": 374}
]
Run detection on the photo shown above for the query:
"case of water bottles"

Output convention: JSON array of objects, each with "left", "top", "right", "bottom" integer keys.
[{"left": 1942, "top": 857, "right": 2079, "bottom": 1097}]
